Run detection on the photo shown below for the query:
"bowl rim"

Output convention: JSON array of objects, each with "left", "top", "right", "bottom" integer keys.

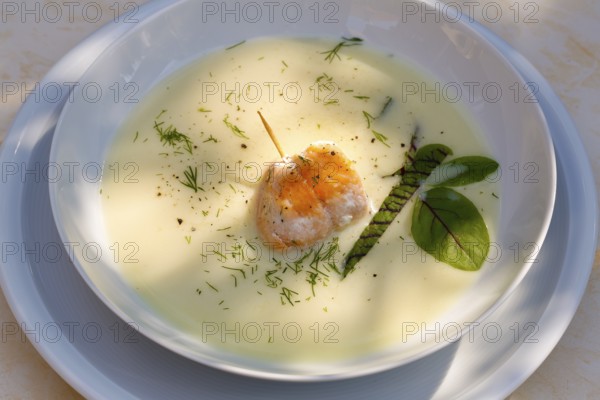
[{"left": 48, "top": 0, "right": 557, "bottom": 381}]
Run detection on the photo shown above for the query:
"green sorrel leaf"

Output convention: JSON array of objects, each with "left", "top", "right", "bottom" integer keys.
[
  {"left": 411, "top": 187, "right": 490, "bottom": 271},
  {"left": 430, "top": 156, "right": 499, "bottom": 187}
]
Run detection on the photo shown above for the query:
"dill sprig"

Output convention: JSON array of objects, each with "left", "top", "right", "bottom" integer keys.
[
  {"left": 363, "top": 96, "right": 394, "bottom": 147},
  {"left": 221, "top": 266, "right": 247, "bottom": 280},
  {"left": 321, "top": 37, "right": 363, "bottom": 63},
  {"left": 179, "top": 166, "right": 203, "bottom": 193},
  {"left": 379, "top": 96, "right": 393, "bottom": 117},
  {"left": 280, "top": 287, "right": 299, "bottom": 306},
  {"left": 265, "top": 270, "right": 283, "bottom": 288},
  {"left": 315, "top": 73, "right": 334, "bottom": 84},
  {"left": 154, "top": 120, "right": 194, "bottom": 154},
  {"left": 225, "top": 40, "right": 246, "bottom": 50},
  {"left": 363, "top": 111, "right": 375, "bottom": 128},
  {"left": 203, "top": 134, "right": 218, "bottom": 143},
  {"left": 223, "top": 114, "right": 250, "bottom": 139},
  {"left": 206, "top": 281, "right": 218, "bottom": 292},
  {"left": 372, "top": 130, "right": 391, "bottom": 148}
]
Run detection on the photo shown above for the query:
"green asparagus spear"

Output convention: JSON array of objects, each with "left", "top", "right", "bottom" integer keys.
[{"left": 342, "top": 137, "right": 452, "bottom": 277}]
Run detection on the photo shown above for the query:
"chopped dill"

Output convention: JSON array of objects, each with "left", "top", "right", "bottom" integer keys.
[
  {"left": 198, "top": 107, "right": 212, "bottom": 113},
  {"left": 184, "top": 236, "right": 192, "bottom": 244},
  {"left": 372, "top": 130, "right": 391, "bottom": 147},
  {"left": 223, "top": 114, "right": 250, "bottom": 139},
  {"left": 225, "top": 40, "right": 246, "bottom": 50},
  {"left": 307, "top": 272, "right": 318, "bottom": 296},
  {"left": 315, "top": 73, "right": 334, "bottom": 84},
  {"left": 363, "top": 111, "right": 375, "bottom": 129},
  {"left": 280, "top": 287, "right": 299, "bottom": 306},
  {"left": 362, "top": 97, "right": 393, "bottom": 147},
  {"left": 179, "top": 166, "right": 203, "bottom": 192},
  {"left": 265, "top": 270, "right": 282, "bottom": 288},
  {"left": 321, "top": 37, "right": 363, "bottom": 63},
  {"left": 154, "top": 120, "right": 194, "bottom": 154},
  {"left": 492, "top": 192, "right": 499, "bottom": 199},
  {"left": 155, "top": 109, "right": 167, "bottom": 119},
  {"left": 353, "top": 95, "right": 370, "bottom": 100},
  {"left": 297, "top": 154, "right": 310, "bottom": 164},
  {"left": 213, "top": 250, "right": 226, "bottom": 260},
  {"left": 133, "top": 131, "right": 139, "bottom": 142},
  {"left": 221, "top": 266, "right": 247, "bottom": 279},
  {"left": 378, "top": 96, "right": 393, "bottom": 117},
  {"left": 206, "top": 282, "right": 218, "bottom": 292},
  {"left": 203, "top": 134, "right": 218, "bottom": 143}
]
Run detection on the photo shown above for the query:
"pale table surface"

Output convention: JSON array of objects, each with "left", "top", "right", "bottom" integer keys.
[{"left": 1, "top": 1, "right": 599, "bottom": 398}]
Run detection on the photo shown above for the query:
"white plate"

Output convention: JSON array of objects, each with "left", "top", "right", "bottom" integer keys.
[
  {"left": 0, "top": 1, "right": 596, "bottom": 399},
  {"left": 47, "top": 0, "right": 555, "bottom": 379}
]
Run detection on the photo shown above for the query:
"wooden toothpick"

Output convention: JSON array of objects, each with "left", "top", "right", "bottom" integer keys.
[{"left": 257, "top": 111, "right": 285, "bottom": 158}]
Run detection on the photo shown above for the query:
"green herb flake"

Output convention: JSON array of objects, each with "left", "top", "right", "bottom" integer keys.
[
  {"left": 363, "top": 111, "right": 375, "bottom": 130},
  {"left": 179, "top": 166, "right": 203, "bottom": 193},
  {"left": 203, "top": 134, "right": 218, "bottom": 143},
  {"left": 371, "top": 130, "right": 391, "bottom": 148},
  {"left": 225, "top": 40, "right": 246, "bottom": 50},
  {"left": 154, "top": 120, "right": 194, "bottom": 154},
  {"left": 321, "top": 37, "right": 363, "bottom": 63},
  {"left": 206, "top": 282, "right": 218, "bottom": 292},
  {"left": 280, "top": 287, "right": 299, "bottom": 306},
  {"left": 223, "top": 114, "right": 250, "bottom": 139},
  {"left": 378, "top": 96, "right": 393, "bottom": 117}
]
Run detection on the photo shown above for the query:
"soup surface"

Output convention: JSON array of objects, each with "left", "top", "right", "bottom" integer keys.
[{"left": 101, "top": 37, "right": 499, "bottom": 363}]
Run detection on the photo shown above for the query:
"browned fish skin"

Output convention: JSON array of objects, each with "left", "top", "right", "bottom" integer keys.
[{"left": 256, "top": 142, "right": 368, "bottom": 249}]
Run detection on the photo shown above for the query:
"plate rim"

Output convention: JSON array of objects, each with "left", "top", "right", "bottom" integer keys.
[{"left": 0, "top": 1, "right": 596, "bottom": 398}]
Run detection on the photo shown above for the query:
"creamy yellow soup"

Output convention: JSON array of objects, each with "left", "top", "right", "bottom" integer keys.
[{"left": 101, "top": 37, "right": 499, "bottom": 363}]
